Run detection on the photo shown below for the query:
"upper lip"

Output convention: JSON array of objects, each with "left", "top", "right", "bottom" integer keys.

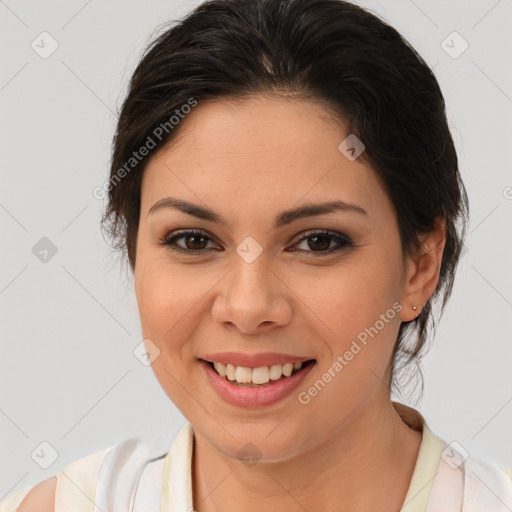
[{"left": 201, "top": 351, "right": 314, "bottom": 368}]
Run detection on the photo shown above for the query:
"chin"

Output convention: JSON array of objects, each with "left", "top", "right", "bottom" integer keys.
[{"left": 204, "top": 418, "right": 313, "bottom": 464}]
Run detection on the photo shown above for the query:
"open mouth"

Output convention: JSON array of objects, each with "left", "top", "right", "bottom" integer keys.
[{"left": 202, "top": 359, "right": 316, "bottom": 387}]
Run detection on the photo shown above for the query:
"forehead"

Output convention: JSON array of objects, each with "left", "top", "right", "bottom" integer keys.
[{"left": 140, "top": 96, "right": 389, "bottom": 220}]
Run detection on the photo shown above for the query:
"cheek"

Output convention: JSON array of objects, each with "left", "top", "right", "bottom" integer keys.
[
  {"left": 135, "top": 259, "right": 194, "bottom": 351},
  {"left": 134, "top": 262, "right": 201, "bottom": 407},
  {"left": 295, "top": 264, "right": 403, "bottom": 417},
  {"left": 134, "top": 257, "right": 221, "bottom": 373},
  {"left": 295, "top": 255, "right": 402, "bottom": 336},
  {"left": 293, "top": 258, "right": 404, "bottom": 398}
]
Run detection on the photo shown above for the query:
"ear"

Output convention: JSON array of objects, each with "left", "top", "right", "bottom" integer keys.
[{"left": 399, "top": 218, "right": 446, "bottom": 322}]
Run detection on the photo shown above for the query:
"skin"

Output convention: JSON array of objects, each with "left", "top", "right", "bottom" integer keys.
[
  {"left": 131, "top": 95, "right": 446, "bottom": 512},
  {"left": 18, "top": 95, "right": 445, "bottom": 512}
]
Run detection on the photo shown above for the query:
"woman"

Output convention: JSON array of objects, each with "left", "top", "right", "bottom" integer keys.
[{"left": 2, "top": 0, "right": 511, "bottom": 510}]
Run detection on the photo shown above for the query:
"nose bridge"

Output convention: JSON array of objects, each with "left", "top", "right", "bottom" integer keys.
[
  {"left": 212, "top": 245, "right": 292, "bottom": 332},
  {"left": 229, "top": 246, "right": 275, "bottom": 302}
]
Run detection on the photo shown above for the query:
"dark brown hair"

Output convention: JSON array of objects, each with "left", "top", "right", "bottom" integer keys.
[{"left": 101, "top": 0, "right": 469, "bottom": 400}]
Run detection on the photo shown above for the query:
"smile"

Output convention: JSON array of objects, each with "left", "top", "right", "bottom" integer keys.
[
  {"left": 208, "top": 360, "right": 308, "bottom": 386},
  {"left": 199, "top": 355, "right": 316, "bottom": 407}
]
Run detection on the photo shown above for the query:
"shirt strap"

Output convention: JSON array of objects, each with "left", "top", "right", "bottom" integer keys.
[
  {"left": 92, "top": 437, "right": 164, "bottom": 512},
  {"left": 132, "top": 454, "right": 167, "bottom": 511},
  {"left": 161, "top": 423, "right": 195, "bottom": 512}
]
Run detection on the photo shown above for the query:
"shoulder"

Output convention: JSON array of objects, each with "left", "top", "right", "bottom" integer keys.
[
  {"left": 0, "top": 436, "right": 170, "bottom": 512},
  {"left": 464, "top": 455, "right": 512, "bottom": 505},
  {"left": 433, "top": 443, "right": 512, "bottom": 510},
  {"left": 0, "top": 443, "right": 114, "bottom": 512},
  {"left": 15, "top": 476, "right": 56, "bottom": 512}
]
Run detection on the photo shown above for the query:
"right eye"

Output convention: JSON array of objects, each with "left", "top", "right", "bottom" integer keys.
[{"left": 159, "top": 229, "right": 219, "bottom": 254}]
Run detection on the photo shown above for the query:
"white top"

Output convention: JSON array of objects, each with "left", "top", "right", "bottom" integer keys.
[{"left": 2, "top": 402, "right": 511, "bottom": 511}]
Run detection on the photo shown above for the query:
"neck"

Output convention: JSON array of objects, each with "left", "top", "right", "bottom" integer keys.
[{"left": 192, "top": 399, "right": 422, "bottom": 512}]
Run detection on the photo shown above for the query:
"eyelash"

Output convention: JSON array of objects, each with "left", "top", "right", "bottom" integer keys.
[{"left": 159, "top": 229, "right": 353, "bottom": 256}]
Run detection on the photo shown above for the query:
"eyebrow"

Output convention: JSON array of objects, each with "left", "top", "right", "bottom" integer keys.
[{"left": 148, "top": 197, "right": 367, "bottom": 228}]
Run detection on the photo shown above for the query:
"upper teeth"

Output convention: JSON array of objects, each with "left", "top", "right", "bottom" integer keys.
[{"left": 212, "top": 362, "right": 303, "bottom": 385}]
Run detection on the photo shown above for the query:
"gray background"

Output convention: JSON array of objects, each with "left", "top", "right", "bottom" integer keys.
[{"left": 1, "top": 0, "right": 511, "bottom": 499}]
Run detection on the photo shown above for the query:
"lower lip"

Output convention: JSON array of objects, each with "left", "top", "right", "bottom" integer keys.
[{"left": 199, "top": 359, "right": 315, "bottom": 408}]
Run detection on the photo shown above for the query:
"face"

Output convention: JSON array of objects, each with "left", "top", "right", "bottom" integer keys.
[{"left": 134, "top": 95, "right": 416, "bottom": 462}]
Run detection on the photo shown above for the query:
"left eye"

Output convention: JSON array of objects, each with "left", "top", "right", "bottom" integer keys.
[
  {"left": 291, "top": 230, "right": 352, "bottom": 253},
  {"left": 160, "top": 229, "right": 352, "bottom": 255}
]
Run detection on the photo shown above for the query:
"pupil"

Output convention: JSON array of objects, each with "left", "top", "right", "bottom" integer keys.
[
  {"left": 309, "top": 235, "right": 330, "bottom": 251},
  {"left": 186, "top": 234, "right": 207, "bottom": 250}
]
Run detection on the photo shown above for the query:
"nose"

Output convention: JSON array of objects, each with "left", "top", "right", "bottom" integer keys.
[{"left": 211, "top": 254, "right": 293, "bottom": 335}]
